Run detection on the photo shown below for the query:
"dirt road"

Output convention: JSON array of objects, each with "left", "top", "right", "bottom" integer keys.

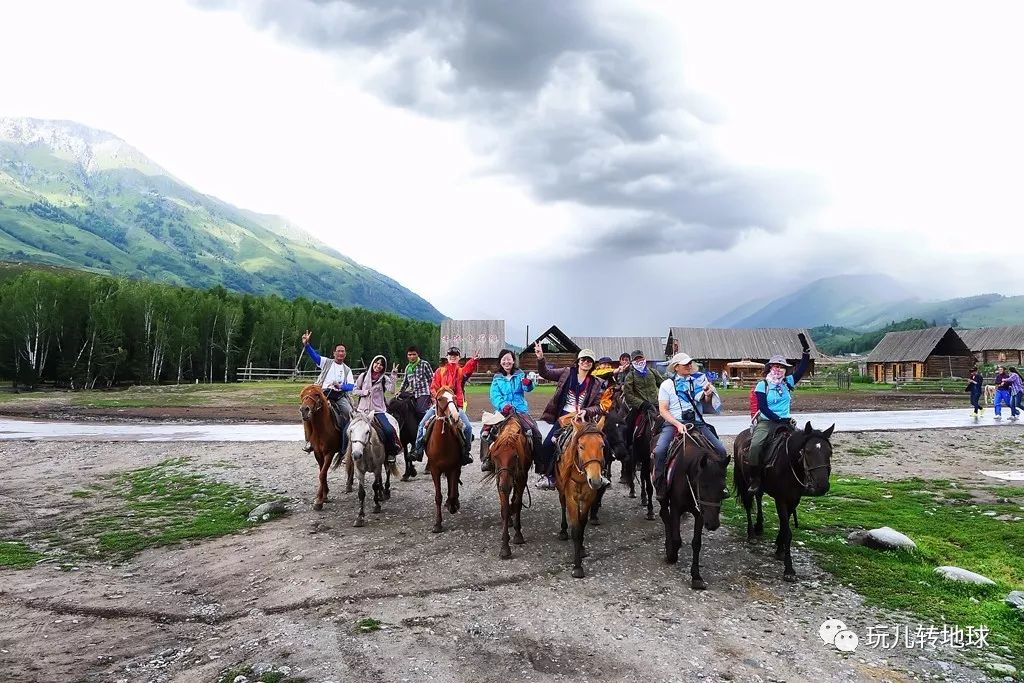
[{"left": 2, "top": 429, "right": 1013, "bottom": 682}]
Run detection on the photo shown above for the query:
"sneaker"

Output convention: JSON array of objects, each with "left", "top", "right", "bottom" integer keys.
[
  {"left": 536, "top": 475, "right": 556, "bottom": 490},
  {"left": 481, "top": 458, "right": 493, "bottom": 473},
  {"left": 302, "top": 441, "right": 314, "bottom": 453},
  {"left": 995, "top": 415, "right": 1003, "bottom": 421}
]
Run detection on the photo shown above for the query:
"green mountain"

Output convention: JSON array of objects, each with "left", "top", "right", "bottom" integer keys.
[
  {"left": 0, "top": 117, "right": 443, "bottom": 322},
  {"left": 713, "top": 273, "right": 1024, "bottom": 332}
]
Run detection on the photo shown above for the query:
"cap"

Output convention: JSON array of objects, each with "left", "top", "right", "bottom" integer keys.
[
  {"left": 577, "top": 348, "right": 596, "bottom": 362},
  {"left": 667, "top": 352, "right": 695, "bottom": 372},
  {"left": 447, "top": 347, "right": 461, "bottom": 356}
]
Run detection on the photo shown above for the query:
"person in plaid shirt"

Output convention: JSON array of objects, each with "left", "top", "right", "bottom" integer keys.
[{"left": 399, "top": 345, "right": 434, "bottom": 421}]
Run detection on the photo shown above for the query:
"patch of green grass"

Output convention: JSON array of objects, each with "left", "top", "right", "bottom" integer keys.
[
  {"left": 69, "top": 489, "right": 93, "bottom": 498},
  {"left": 723, "top": 474, "right": 1024, "bottom": 670},
  {"left": 356, "top": 617, "right": 383, "bottom": 633},
  {"left": 843, "top": 439, "right": 896, "bottom": 457},
  {"left": 989, "top": 485, "right": 1024, "bottom": 499},
  {"left": 215, "top": 665, "right": 306, "bottom": 683},
  {"left": 0, "top": 541, "right": 42, "bottom": 568}
]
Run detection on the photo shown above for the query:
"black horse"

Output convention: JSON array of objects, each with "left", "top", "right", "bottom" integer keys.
[
  {"left": 658, "top": 428, "right": 730, "bottom": 590},
  {"left": 387, "top": 391, "right": 421, "bottom": 481},
  {"left": 733, "top": 421, "right": 834, "bottom": 582},
  {"left": 629, "top": 404, "right": 659, "bottom": 520}
]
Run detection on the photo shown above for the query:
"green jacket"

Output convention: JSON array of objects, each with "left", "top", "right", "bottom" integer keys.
[{"left": 623, "top": 367, "right": 664, "bottom": 410}]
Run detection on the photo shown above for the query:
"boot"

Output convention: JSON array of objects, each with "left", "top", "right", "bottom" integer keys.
[
  {"left": 460, "top": 441, "right": 474, "bottom": 466},
  {"left": 412, "top": 439, "right": 425, "bottom": 462},
  {"left": 654, "top": 469, "right": 668, "bottom": 502},
  {"left": 302, "top": 441, "right": 314, "bottom": 453},
  {"left": 747, "top": 463, "right": 763, "bottom": 495},
  {"left": 480, "top": 450, "right": 493, "bottom": 472}
]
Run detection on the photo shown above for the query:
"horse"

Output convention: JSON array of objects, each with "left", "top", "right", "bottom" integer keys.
[
  {"left": 629, "top": 403, "right": 659, "bottom": 520},
  {"left": 657, "top": 426, "right": 730, "bottom": 590},
  {"left": 733, "top": 421, "right": 834, "bottom": 582},
  {"left": 482, "top": 413, "right": 533, "bottom": 559},
  {"left": 332, "top": 412, "right": 402, "bottom": 527},
  {"left": 425, "top": 387, "right": 464, "bottom": 533},
  {"left": 601, "top": 387, "right": 630, "bottom": 488},
  {"left": 554, "top": 413, "right": 609, "bottom": 578},
  {"left": 387, "top": 391, "right": 420, "bottom": 481},
  {"left": 299, "top": 384, "right": 344, "bottom": 511}
]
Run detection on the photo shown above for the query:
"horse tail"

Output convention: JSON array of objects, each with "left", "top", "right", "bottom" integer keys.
[
  {"left": 388, "top": 460, "right": 400, "bottom": 477},
  {"left": 333, "top": 443, "right": 352, "bottom": 471}
]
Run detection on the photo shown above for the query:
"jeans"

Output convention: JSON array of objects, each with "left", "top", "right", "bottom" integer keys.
[
  {"left": 373, "top": 412, "right": 399, "bottom": 454},
  {"left": 537, "top": 411, "right": 569, "bottom": 475},
  {"left": 653, "top": 422, "right": 726, "bottom": 478},
  {"left": 970, "top": 391, "right": 983, "bottom": 414},
  {"left": 415, "top": 407, "right": 473, "bottom": 451},
  {"left": 994, "top": 389, "right": 1017, "bottom": 416}
]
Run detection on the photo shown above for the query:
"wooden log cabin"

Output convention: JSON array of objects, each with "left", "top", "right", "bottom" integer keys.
[
  {"left": 957, "top": 325, "right": 1024, "bottom": 365},
  {"left": 664, "top": 327, "right": 820, "bottom": 377},
  {"left": 865, "top": 326, "right": 974, "bottom": 382}
]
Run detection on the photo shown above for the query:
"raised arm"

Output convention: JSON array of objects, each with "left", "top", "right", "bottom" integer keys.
[{"left": 792, "top": 333, "right": 811, "bottom": 384}]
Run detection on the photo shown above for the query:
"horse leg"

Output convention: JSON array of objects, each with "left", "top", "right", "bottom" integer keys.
[
  {"left": 558, "top": 492, "right": 569, "bottom": 541},
  {"left": 314, "top": 452, "right": 330, "bottom": 511},
  {"left": 754, "top": 491, "right": 764, "bottom": 536},
  {"left": 571, "top": 518, "right": 588, "bottom": 578},
  {"left": 402, "top": 443, "right": 416, "bottom": 481},
  {"left": 446, "top": 471, "right": 460, "bottom": 514},
  {"left": 690, "top": 512, "right": 707, "bottom": 590},
  {"left": 512, "top": 479, "right": 525, "bottom": 545},
  {"left": 431, "top": 470, "right": 444, "bottom": 533},
  {"left": 660, "top": 498, "right": 677, "bottom": 564},
  {"left": 626, "top": 459, "right": 637, "bottom": 498},
  {"left": 741, "top": 489, "right": 755, "bottom": 542},
  {"left": 372, "top": 469, "right": 382, "bottom": 514},
  {"left": 644, "top": 460, "right": 655, "bottom": 521},
  {"left": 345, "top": 455, "right": 354, "bottom": 493},
  {"left": 354, "top": 469, "right": 366, "bottom": 527},
  {"left": 383, "top": 461, "right": 392, "bottom": 501},
  {"left": 776, "top": 501, "right": 797, "bottom": 581},
  {"left": 499, "top": 486, "right": 512, "bottom": 559},
  {"left": 589, "top": 486, "right": 604, "bottom": 525}
]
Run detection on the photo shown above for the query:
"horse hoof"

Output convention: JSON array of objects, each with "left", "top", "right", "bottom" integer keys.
[
  {"left": 665, "top": 553, "right": 678, "bottom": 565},
  {"left": 558, "top": 530, "right": 569, "bottom": 541},
  {"left": 691, "top": 578, "right": 708, "bottom": 591},
  {"left": 353, "top": 517, "right": 365, "bottom": 528},
  {"left": 628, "top": 491, "right": 636, "bottom": 499},
  {"left": 513, "top": 534, "right": 525, "bottom": 545},
  {"left": 754, "top": 526, "right": 764, "bottom": 536},
  {"left": 571, "top": 567, "right": 585, "bottom": 579},
  {"left": 747, "top": 536, "right": 757, "bottom": 544},
  {"left": 432, "top": 524, "right": 444, "bottom": 534},
  {"left": 373, "top": 506, "right": 381, "bottom": 514},
  {"left": 313, "top": 501, "right": 323, "bottom": 511},
  {"left": 401, "top": 475, "right": 411, "bottom": 482},
  {"left": 646, "top": 512, "right": 655, "bottom": 521},
  {"left": 345, "top": 485, "right": 353, "bottom": 493},
  {"left": 590, "top": 517, "right": 601, "bottom": 526},
  {"left": 783, "top": 573, "right": 797, "bottom": 583},
  {"left": 499, "top": 547, "right": 512, "bottom": 560},
  {"left": 383, "top": 491, "right": 391, "bottom": 501},
  {"left": 774, "top": 549, "right": 785, "bottom": 561}
]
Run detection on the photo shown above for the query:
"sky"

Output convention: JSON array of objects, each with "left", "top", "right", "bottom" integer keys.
[{"left": 3, "top": 0, "right": 1023, "bottom": 338}]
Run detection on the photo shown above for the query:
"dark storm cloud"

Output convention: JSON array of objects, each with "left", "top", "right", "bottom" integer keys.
[{"left": 198, "top": 0, "right": 819, "bottom": 256}]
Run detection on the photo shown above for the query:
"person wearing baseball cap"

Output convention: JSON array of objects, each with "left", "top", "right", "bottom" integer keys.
[
  {"left": 622, "top": 349, "right": 665, "bottom": 453},
  {"left": 531, "top": 342, "right": 607, "bottom": 490},
  {"left": 746, "top": 334, "right": 812, "bottom": 494},
  {"left": 652, "top": 351, "right": 726, "bottom": 500},
  {"left": 411, "top": 345, "right": 480, "bottom": 466}
]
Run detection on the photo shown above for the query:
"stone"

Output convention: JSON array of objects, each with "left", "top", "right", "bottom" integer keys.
[
  {"left": 1005, "top": 591, "right": 1024, "bottom": 609},
  {"left": 986, "top": 663, "right": 1016, "bottom": 676},
  {"left": 247, "top": 500, "right": 287, "bottom": 521},
  {"left": 934, "top": 566, "right": 996, "bottom": 585},
  {"left": 846, "top": 527, "right": 917, "bottom": 551}
]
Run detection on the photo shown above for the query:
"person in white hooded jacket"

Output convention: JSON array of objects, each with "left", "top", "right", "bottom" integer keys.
[{"left": 351, "top": 354, "right": 403, "bottom": 463}]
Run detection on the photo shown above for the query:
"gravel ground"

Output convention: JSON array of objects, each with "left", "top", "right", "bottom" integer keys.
[{"left": 2, "top": 428, "right": 1017, "bottom": 682}]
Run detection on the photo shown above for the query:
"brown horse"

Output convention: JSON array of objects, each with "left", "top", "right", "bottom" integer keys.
[
  {"left": 733, "top": 421, "right": 834, "bottom": 582},
  {"left": 483, "top": 414, "right": 533, "bottom": 559},
  {"left": 555, "top": 413, "right": 608, "bottom": 578},
  {"left": 425, "top": 387, "right": 464, "bottom": 533},
  {"left": 299, "top": 384, "right": 347, "bottom": 511}
]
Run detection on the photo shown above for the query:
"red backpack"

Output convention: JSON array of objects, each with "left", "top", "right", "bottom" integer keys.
[{"left": 748, "top": 385, "right": 760, "bottom": 418}]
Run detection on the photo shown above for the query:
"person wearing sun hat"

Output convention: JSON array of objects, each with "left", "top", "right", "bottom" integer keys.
[
  {"left": 653, "top": 351, "right": 726, "bottom": 500},
  {"left": 532, "top": 342, "right": 607, "bottom": 490},
  {"left": 746, "top": 334, "right": 812, "bottom": 494}
]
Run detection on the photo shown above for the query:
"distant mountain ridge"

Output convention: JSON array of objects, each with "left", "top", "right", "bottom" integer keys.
[
  {"left": 0, "top": 117, "right": 443, "bottom": 322},
  {"left": 711, "top": 273, "right": 1024, "bottom": 331}
]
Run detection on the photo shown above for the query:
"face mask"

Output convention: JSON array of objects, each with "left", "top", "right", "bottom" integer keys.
[
  {"left": 768, "top": 367, "right": 786, "bottom": 381},
  {"left": 632, "top": 359, "right": 647, "bottom": 372}
]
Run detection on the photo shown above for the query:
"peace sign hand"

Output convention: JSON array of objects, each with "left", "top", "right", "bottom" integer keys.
[{"left": 534, "top": 342, "right": 544, "bottom": 359}]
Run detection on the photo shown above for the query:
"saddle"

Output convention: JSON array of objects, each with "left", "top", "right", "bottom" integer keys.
[{"left": 424, "top": 413, "right": 466, "bottom": 449}]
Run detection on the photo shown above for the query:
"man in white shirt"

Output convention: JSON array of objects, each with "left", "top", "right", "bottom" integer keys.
[{"left": 301, "top": 329, "right": 355, "bottom": 451}]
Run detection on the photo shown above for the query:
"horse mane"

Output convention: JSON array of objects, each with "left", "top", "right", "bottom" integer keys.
[{"left": 300, "top": 384, "right": 325, "bottom": 401}]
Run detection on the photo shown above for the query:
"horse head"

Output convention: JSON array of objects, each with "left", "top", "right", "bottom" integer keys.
[
  {"left": 568, "top": 415, "right": 608, "bottom": 490},
  {"left": 793, "top": 422, "right": 834, "bottom": 496},
  {"left": 488, "top": 417, "right": 526, "bottom": 495},
  {"left": 434, "top": 387, "right": 459, "bottom": 424},
  {"left": 299, "top": 385, "right": 326, "bottom": 422},
  {"left": 347, "top": 412, "right": 374, "bottom": 461},
  {"left": 690, "top": 447, "right": 730, "bottom": 531}
]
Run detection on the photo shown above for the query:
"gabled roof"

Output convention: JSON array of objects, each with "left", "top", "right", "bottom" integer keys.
[
  {"left": 571, "top": 336, "right": 665, "bottom": 360},
  {"left": 667, "top": 327, "right": 820, "bottom": 360},
  {"left": 440, "top": 319, "right": 506, "bottom": 358},
  {"left": 529, "top": 325, "right": 577, "bottom": 353},
  {"left": 958, "top": 325, "right": 1024, "bottom": 352},
  {"left": 866, "top": 326, "right": 972, "bottom": 362}
]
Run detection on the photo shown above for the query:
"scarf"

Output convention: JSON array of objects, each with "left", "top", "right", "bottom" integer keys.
[
  {"left": 631, "top": 359, "right": 648, "bottom": 376},
  {"left": 568, "top": 367, "right": 591, "bottom": 399},
  {"left": 766, "top": 367, "right": 786, "bottom": 385},
  {"left": 404, "top": 359, "right": 421, "bottom": 378}
]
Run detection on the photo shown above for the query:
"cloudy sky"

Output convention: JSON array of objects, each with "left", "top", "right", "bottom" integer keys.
[{"left": 3, "top": 0, "right": 1023, "bottom": 337}]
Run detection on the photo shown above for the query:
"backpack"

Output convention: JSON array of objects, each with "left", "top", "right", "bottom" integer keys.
[{"left": 750, "top": 378, "right": 793, "bottom": 418}]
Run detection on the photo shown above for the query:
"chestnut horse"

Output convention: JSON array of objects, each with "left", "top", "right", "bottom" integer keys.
[
  {"left": 425, "top": 387, "right": 464, "bottom": 533},
  {"left": 555, "top": 413, "right": 608, "bottom": 578},
  {"left": 733, "top": 421, "right": 834, "bottom": 582},
  {"left": 482, "top": 413, "right": 533, "bottom": 559},
  {"left": 299, "top": 384, "right": 346, "bottom": 510}
]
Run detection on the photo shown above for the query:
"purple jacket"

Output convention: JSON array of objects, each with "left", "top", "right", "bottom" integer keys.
[{"left": 536, "top": 357, "right": 606, "bottom": 424}]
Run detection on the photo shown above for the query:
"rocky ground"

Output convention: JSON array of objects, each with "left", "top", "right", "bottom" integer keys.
[{"left": 1, "top": 427, "right": 1021, "bottom": 682}]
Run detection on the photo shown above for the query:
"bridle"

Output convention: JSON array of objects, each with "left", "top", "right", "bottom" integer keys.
[
  {"left": 489, "top": 419, "right": 533, "bottom": 508},
  {"left": 677, "top": 425, "right": 729, "bottom": 515},
  {"left": 786, "top": 434, "right": 832, "bottom": 489},
  {"left": 301, "top": 390, "right": 325, "bottom": 416},
  {"left": 566, "top": 418, "right": 605, "bottom": 479}
]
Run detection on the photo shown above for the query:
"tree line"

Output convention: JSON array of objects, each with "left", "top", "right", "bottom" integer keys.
[{"left": 0, "top": 267, "right": 440, "bottom": 388}]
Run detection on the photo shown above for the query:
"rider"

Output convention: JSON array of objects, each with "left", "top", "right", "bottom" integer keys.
[
  {"left": 622, "top": 349, "right": 664, "bottom": 451},
  {"left": 351, "top": 354, "right": 403, "bottom": 465},
  {"left": 412, "top": 346, "right": 478, "bottom": 466},
  {"left": 301, "top": 329, "right": 354, "bottom": 452},
  {"left": 534, "top": 342, "right": 607, "bottom": 490},
  {"left": 399, "top": 345, "right": 434, "bottom": 422},
  {"left": 653, "top": 352, "right": 726, "bottom": 500},
  {"left": 612, "top": 352, "right": 632, "bottom": 386},
  {"left": 746, "top": 334, "right": 812, "bottom": 494},
  {"left": 480, "top": 349, "right": 543, "bottom": 472}
]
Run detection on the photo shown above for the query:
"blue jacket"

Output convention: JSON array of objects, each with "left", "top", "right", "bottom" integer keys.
[{"left": 489, "top": 370, "right": 533, "bottom": 413}]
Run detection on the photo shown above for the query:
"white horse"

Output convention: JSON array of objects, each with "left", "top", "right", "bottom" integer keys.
[{"left": 339, "top": 411, "right": 401, "bottom": 527}]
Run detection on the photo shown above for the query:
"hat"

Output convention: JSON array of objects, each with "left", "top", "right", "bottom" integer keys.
[
  {"left": 766, "top": 354, "right": 791, "bottom": 367},
  {"left": 596, "top": 356, "right": 614, "bottom": 364},
  {"left": 577, "top": 348, "right": 596, "bottom": 362},
  {"left": 631, "top": 349, "right": 645, "bottom": 359},
  {"left": 447, "top": 346, "right": 461, "bottom": 356},
  {"left": 667, "top": 352, "right": 695, "bottom": 371}
]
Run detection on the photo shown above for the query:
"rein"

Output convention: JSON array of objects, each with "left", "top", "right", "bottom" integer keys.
[
  {"left": 491, "top": 423, "right": 533, "bottom": 509},
  {"left": 677, "top": 425, "right": 724, "bottom": 515},
  {"left": 785, "top": 435, "right": 831, "bottom": 489}
]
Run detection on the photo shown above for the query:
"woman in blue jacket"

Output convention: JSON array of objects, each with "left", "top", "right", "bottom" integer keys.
[{"left": 481, "top": 349, "right": 543, "bottom": 472}]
